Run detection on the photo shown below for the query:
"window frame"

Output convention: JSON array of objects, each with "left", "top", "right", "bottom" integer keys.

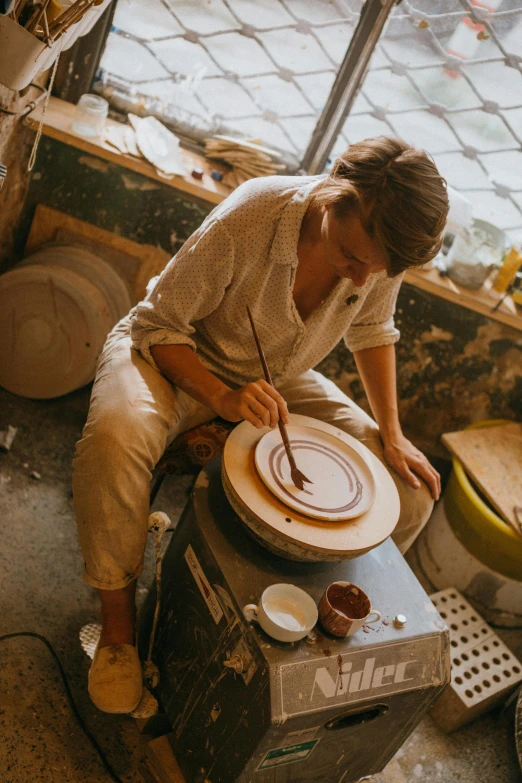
[{"left": 53, "top": 0, "right": 396, "bottom": 173}]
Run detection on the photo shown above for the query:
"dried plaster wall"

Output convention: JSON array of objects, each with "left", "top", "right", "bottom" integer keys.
[
  {"left": 0, "top": 83, "right": 46, "bottom": 269},
  {"left": 19, "top": 137, "right": 522, "bottom": 452},
  {"left": 16, "top": 136, "right": 211, "bottom": 259},
  {"left": 317, "top": 287, "right": 521, "bottom": 452}
]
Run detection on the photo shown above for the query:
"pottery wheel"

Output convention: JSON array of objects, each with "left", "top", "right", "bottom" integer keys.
[
  {"left": 255, "top": 425, "right": 375, "bottom": 521},
  {"left": 222, "top": 414, "right": 400, "bottom": 561}
]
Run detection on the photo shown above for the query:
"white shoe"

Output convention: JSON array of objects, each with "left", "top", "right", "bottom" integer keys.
[{"left": 88, "top": 643, "right": 143, "bottom": 714}]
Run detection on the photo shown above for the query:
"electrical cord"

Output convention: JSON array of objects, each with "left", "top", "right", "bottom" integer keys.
[{"left": 0, "top": 631, "right": 125, "bottom": 783}]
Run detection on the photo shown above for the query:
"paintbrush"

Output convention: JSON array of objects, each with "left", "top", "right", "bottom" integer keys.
[
  {"left": 25, "top": 0, "right": 50, "bottom": 35},
  {"left": 14, "top": 0, "right": 28, "bottom": 20},
  {"left": 24, "top": 1, "right": 44, "bottom": 33},
  {"left": 47, "top": 0, "right": 94, "bottom": 37},
  {"left": 246, "top": 305, "right": 312, "bottom": 492}
]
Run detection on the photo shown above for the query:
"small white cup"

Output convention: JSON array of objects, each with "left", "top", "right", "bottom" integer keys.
[{"left": 243, "top": 583, "right": 318, "bottom": 643}]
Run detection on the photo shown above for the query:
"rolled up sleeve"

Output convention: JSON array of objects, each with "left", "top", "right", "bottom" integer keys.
[
  {"left": 130, "top": 219, "right": 234, "bottom": 370},
  {"left": 344, "top": 272, "right": 403, "bottom": 353}
]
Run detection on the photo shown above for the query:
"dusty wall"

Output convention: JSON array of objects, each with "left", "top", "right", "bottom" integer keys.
[
  {"left": 316, "top": 286, "right": 522, "bottom": 452},
  {"left": 16, "top": 136, "right": 522, "bottom": 451},
  {"left": 16, "top": 136, "right": 211, "bottom": 259},
  {"left": 0, "top": 83, "right": 47, "bottom": 269}
]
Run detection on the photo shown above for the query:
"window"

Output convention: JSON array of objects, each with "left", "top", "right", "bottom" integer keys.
[
  {"left": 95, "top": 0, "right": 522, "bottom": 240},
  {"left": 95, "top": 0, "right": 364, "bottom": 165},
  {"left": 332, "top": 1, "right": 522, "bottom": 243}
]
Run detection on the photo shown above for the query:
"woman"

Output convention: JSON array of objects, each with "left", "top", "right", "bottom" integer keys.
[{"left": 73, "top": 136, "right": 449, "bottom": 713}]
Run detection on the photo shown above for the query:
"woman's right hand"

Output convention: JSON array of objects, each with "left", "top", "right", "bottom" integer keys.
[{"left": 212, "top": 380, "right": 290, "bottom": 429}]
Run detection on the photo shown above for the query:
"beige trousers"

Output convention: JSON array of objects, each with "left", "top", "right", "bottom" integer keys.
[{"left": 73, "top": 318, "right": 433, "bottom": 590}]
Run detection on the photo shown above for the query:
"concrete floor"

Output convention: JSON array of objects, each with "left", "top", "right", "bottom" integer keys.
[{"left": 1, "top": 384, "right": 521, "bottom": 783}]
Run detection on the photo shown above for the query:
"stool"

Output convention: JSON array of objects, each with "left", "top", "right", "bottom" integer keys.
[{"left": 150, "top": 417, "right": 237, "bottom": 504}]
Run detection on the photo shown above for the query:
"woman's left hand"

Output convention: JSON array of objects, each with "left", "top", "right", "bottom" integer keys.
[{"left": 382, "top": 432, "right": 441, "bottom": 500}]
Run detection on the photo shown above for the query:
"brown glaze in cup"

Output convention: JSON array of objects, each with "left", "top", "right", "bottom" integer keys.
[{"left": 318, "top": 581, "right": 380, "bottom": 637}]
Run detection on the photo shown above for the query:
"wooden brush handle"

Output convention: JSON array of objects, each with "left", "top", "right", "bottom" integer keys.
[
  {"left": 48, "top": 0, "right": 95, "bottom": 36},
  {"left": 279, "top": 422, "right": 297, "bottom": 471},
  {"left": 26, "top": 0, "right": 50, "bottom": 34},
  {"left": 246, "top": 305, "right": 296, "bottom": 469},
  {"left": 246, "top": 305, "right": 273, "bottom": 386}
]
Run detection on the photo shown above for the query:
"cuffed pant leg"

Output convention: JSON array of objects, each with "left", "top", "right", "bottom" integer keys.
[
  {"left": 72, "top": 317, "right": 215, "bottom": 589},
  {"left": 278, "top": 369, "right": 433, "bottom": 554}
]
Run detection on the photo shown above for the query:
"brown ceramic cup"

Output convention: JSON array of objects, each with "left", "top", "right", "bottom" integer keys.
[{"left": 318, "top": 581, "right": 381, "bottom": 638}]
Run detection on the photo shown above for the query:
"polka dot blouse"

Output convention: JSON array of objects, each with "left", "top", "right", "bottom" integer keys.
[{"left": 130, "top": 175, "right": 403, "bottom": 388}]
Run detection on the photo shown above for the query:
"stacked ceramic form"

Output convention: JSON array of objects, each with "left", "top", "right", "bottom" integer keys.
[{"left": 0, "top": 245, "right": 131, "bottom": 399}]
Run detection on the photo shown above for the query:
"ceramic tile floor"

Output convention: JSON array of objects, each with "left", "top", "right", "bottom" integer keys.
[{"left": 1, "top": 385, "right": 521, "bottom": 783}]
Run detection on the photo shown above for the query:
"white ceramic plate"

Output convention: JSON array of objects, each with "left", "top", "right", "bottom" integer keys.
[{"left": 254, "top": 425, "right": 375, "bottom": 521}]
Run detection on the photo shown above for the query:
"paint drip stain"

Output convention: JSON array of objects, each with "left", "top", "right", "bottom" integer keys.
[
  {"left": 268, "top": 440, "right": 363, "bottom": 512},
  {"left": 337, "top": 654, "right": 343, "bottom": 688}
]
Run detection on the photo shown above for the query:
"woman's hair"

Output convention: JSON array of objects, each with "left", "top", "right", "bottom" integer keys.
[{"left": 313, "top": 136, "right": 449, "bottom": 276}]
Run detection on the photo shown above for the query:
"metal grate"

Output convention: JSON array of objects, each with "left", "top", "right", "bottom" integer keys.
[
  {"left": 95, "top": 0, "right": 365, "bottom": 167},
  {"left": 95, "top": 0, "right": 522, "bottom": 240},
  {"left": 332, "top": 0, "right": 522, "bottom": 242}
]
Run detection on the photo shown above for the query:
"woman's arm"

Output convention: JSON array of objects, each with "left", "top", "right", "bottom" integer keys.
[
  {"left": 151, "top": 344, "right": 289, "bottom": 430},
  {"left": 353, "top": 343, "right": 441, "bottom": 499}
]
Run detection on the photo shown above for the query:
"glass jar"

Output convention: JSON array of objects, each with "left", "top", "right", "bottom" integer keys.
[
  {"left": 71, "top": 94, "right": 109, "bottom": 138},
  {"left": 446, "top": 220, "right": 505, "bottom": 289}
]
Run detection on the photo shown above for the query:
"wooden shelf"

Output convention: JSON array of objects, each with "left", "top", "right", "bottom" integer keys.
[
  {"left": 404, "top": 266, "right": 521, "bottom": 332},
  {"left": 27, "top": 97, "right": 231, "bottom": 206},
  {"left": 26, "top": 97, "right": 521, "bottom": 332}
]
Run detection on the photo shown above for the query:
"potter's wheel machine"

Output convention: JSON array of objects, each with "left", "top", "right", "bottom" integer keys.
[
  {"left": 222, "top": 414, "right": 399, "bottom": 562},
  {"left": 143, "top": 414, "right": 450, "bottom": 783}
]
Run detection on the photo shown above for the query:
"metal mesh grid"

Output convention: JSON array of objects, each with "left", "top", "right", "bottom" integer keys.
[
  {"left": 95, "top": 0, "right": 364, "bottom": 167},
  {"left": 333, "top": 0, "right": 522, "bottom": 241},
  {"left": 96, "top": 0, "right": 522, "bottom": 240}
]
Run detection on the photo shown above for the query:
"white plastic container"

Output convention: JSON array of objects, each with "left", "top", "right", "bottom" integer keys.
[
  {"left": 414, "top": 501, "right": 522, "bottom": 628},
  {"left": 0, "top": 0, "right": 111, "bottom": 92},
  {"left": 0, "top": 16, "right": 49, "bottom": 91}
]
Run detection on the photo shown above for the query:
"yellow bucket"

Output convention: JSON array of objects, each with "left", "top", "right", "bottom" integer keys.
[{"left": 444, "top": 419, "right": 522, "bottom": 583}]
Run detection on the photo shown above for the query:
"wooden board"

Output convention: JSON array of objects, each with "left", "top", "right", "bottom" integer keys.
[
  {"left": 145, "top": 735, "right": 187, "bottom": 783},
  {"left": 25, "top": 204, "right": 171, "bottom": 301},
  {"left": 223, "top": 414, "right": 400, "bottom": 558},
  {"left": 404, "top": 266, "right": 521, "bottom": 333},
  {"left": 442, "top": 423, "right": 522, "bottom": 536}
]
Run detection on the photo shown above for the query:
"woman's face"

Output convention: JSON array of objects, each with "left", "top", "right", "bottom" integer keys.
[{"left": 320, "top": 204, "right": 388, "bottom": 287}]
